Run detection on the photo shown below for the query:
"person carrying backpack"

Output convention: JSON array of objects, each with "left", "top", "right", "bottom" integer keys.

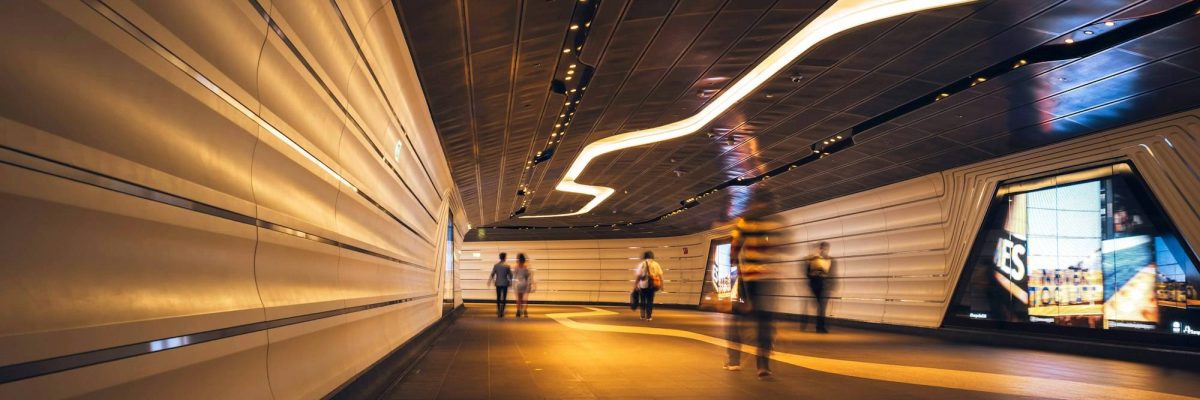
[{"left": 633, "top": 251, "right": 664, "bottom": 320}]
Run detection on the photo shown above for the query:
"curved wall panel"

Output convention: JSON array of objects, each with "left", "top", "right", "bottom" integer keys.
[
  {"left": 465, "top": 109, "right": 1200, "bottom": 329},
  {"left": 0, "top": 0, "right": 465, "bottom": 398},
  {"left": 460, "top": 235, "right": 712, "bottom": 305}
]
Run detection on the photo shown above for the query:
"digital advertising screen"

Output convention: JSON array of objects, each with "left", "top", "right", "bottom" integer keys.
[
  {"left": 948, "top": 163, "right": 1200, "bottom": 345},
  {"left": 699, "top": 237, "right": 739, "bottom": 311}
]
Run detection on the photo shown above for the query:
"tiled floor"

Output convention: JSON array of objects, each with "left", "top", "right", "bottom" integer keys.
[{"left": 384, "top": 305, "right": 1200, "bottom": 399}]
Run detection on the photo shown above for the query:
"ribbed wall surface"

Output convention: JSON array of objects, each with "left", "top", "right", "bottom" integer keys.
[
  {"left": 465, "top": 110, "right": 1200, "bottom": 328},
  {"left": 0, "top": 0, "right": 463, "bottom": 398},
  {"left": 460, "top": 235, "right": 711, "bottom": 305}
]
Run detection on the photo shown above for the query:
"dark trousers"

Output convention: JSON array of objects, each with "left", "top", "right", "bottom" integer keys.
[
  {"left": 640, "top": 288, "right": 656, "bottom": 318},
  {"left": 495, "top": 286, "right": 509, "bottom": 316},
  {"left": 742, "top": 280, "right": 773, "bottom": 371},
  {"left": 808, "top": 278, "right": 828, "bottom": 331},
  {"left": 726, "top": 312, "right": 745, "bottom": 366}
]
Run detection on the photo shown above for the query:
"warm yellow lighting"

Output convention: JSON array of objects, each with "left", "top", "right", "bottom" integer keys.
[
  {"left": 522, "top": 0, "right": 975, "bottom": 218},
  {"left": 567, "top": 70, "right": 575, "bottom": 74},
  {"left": 570, "top": 64, "right": 577, "bottom": 68},
  {"left": 565, "top": 76, "right": 572, "bottom": 80},
  {"left": 570, "top": 24, "right": 579, "bottom": 30},
  {"left": 563, "top": 48, "right": 571, "bottom": 53},
  {"left": 1065, "top": 38, "right": 1074, "bottom": 44},
  {"left": 1105, "top": 21, "right": 1114, "bottom": 26}
]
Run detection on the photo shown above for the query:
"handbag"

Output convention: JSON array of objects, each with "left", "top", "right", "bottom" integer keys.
[
  {"left": 648, "top": 260, "right": 664, "bottom": 291},
  {"left": 630, "top": 289, "right": 641, "bottom": 310}
]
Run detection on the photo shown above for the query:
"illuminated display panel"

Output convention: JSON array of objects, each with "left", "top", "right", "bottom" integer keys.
[
  {"left": 946, "top": 163, "right": 1200, "bottom": 346},
  {"left": 699, "top": 238, "right": 739, "bottom": 311}
]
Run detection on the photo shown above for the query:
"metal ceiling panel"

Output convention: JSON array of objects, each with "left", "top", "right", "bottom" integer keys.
[{"left": 395, "top": 0, "right": 1200, "bottom": 241}]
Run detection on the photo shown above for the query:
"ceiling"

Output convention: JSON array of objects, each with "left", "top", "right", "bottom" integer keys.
[{"left": 396, "top": 0, "right": 1200, "bottom": 241}]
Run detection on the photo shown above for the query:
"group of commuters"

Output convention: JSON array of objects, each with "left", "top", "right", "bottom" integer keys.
[
  {"left": 724, "top": 203, "right": 835, "bottom": 378},
  {"left": 487, "top": 252, "right": 535, "bottom": 317},
  {"left": 487, "top": 250, "right": 668, "bottom": 320},
  {"left": 484, "top": 199, "right": 835, "bottom": 381}
]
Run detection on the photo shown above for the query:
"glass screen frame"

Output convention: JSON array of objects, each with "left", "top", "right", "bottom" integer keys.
[
  {"left": 943, "top": 161, "right": 1200, "bottom": 349},
  {"left": 699, "top": 236, "right": 738, "bottom": 312}
]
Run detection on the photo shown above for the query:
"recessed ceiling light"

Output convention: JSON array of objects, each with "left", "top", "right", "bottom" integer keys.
[
  {"left": 1065, "top": 38, "right": 1074, "bottom": 44},
  {"left": 563, "top": 48, "right": 571, "bottom": 53},
  {"left": 1083, "top": 30, "right": 1094, "bottom": 35},
  {"left": 570, "top": 24, "right": 579, "bottom": 30},
  {"left": 567, "top": 70, "right": 574, "bottom": 74},
  {"left": 565, "top": 76, "right": 572, "bottom": 80},
  {"left": 1105, "top": 21, "right": 1114, "bottom": 26},
  {"left": 520, "top": 0, "right": 976, "bottom": 219},
  {"left": 569, "top": 64, "right": 576, "bottom": 68}
]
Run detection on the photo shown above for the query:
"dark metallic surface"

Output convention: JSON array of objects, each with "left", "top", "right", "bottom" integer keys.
[
  {"left": 397, "top": 0, "right": 1200, "bottom": 240},
  {"left": 485, "top": 0, "right": 1200, "bottom": 232}
]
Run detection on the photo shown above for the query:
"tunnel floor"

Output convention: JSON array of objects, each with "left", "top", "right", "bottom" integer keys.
[{"left": 384, "top": 305, "right": 1200, "bottom": 399}]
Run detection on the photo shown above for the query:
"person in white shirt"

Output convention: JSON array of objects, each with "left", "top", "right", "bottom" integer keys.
[{"left": 633, "top": 251, "right": 664, "bottom": 320}]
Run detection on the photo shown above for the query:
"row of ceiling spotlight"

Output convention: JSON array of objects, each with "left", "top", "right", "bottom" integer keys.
[
  {"left": 510, "top": 0, "right": 601, "bottom": 218},
  {"left": 488, "top": 1, "right": 1200, "bottom": 230}
]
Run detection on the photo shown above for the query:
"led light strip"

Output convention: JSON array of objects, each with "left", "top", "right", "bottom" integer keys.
[{"left": 522, "top": 0, "right": 975, "bottom": 218}]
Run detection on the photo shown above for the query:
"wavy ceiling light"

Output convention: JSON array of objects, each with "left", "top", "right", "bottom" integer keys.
[{"left": 522, "top": 0, "right": 974, "bottom": 219}]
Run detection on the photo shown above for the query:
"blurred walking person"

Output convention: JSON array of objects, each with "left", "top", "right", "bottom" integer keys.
[
  {"left": 513, "top": 253, "right": 534, "bottom": 318},
  {"left": 487, "top": 252, "right": 512, "bottom": 317},
  {"left": 634, "top": 251, "right": 664, "bottom": 320},
  {"left": 725, "top": 205, "right": 782, "bottom": 378},
  {"left": 803, "top": 242, "right": 834, "bottom": 333}
]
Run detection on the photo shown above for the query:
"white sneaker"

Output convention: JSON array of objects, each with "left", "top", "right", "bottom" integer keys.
[{"left": 723, "top": 365, "right": 742, "bottom": 371}]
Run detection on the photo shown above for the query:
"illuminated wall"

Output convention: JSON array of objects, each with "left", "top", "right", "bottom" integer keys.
[
  {"left": 459, "top": 234, "right": 712, "bottom": 305},
  {"left": 0, "top": 0, "right": 465, "bottom": 397},
  {"left": 464, "top": 110, "right": 1200, "bottom": 330}
]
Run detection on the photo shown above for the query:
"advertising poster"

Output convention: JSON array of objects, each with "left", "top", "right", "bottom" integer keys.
[
  {"left": 699, "top": 238, "right": 739, "bottom": 311},
  {"left": 949, "top": 164, "right": 1200, "bottom": 343}
]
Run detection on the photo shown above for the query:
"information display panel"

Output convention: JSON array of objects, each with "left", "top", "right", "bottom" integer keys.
[
  {"left": 699, "top": 237, "right": 738, "bottom": 311},
  {"left": 947, "top": 163, "right": 1200, "bottom": 346}
]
